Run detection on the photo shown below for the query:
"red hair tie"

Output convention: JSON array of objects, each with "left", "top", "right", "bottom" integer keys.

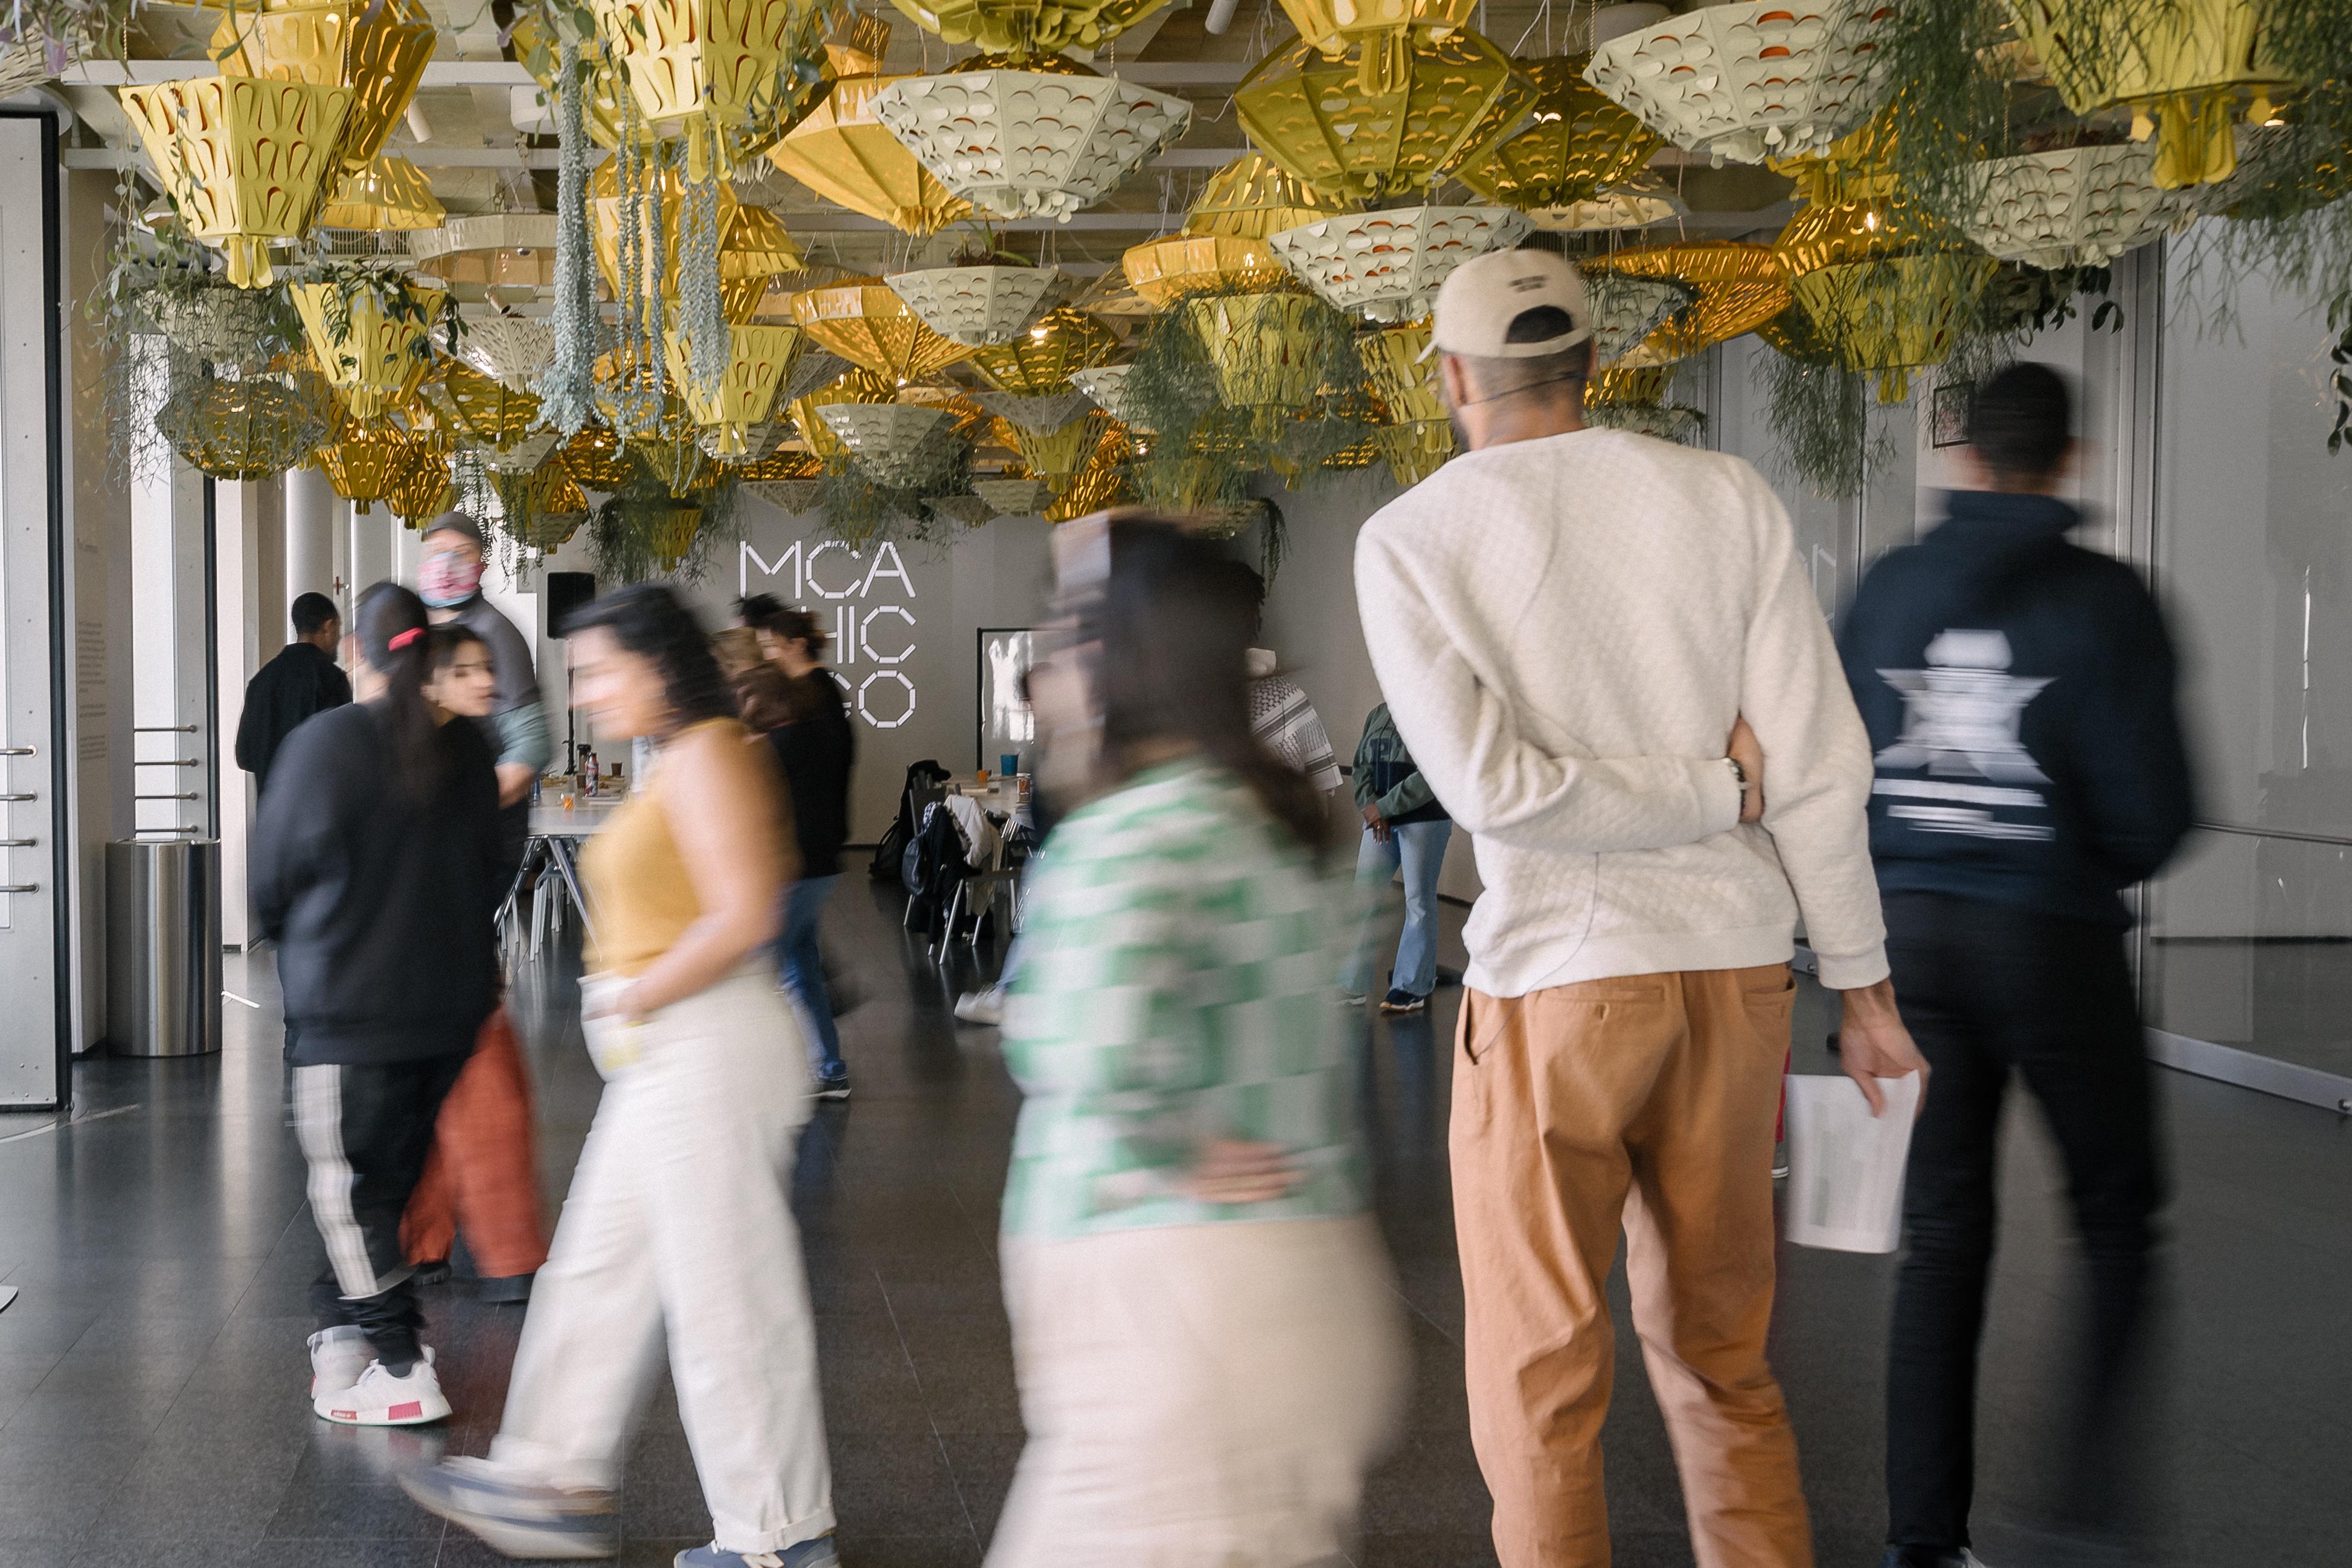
[{"left": 388, "top": 627, "right": 424, "bottom": 650}]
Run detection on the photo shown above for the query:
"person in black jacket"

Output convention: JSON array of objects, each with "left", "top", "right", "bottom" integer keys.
[
  {"left": 254, "top": 581, "right": 505, "bottom": 1430},
  {"left": 234, "top": 591, "right": 351, "bottom": 792},
  {"left": 1838, "top": 363, "right": 2194, "bottom": 1568},
  {"left": 737, "top": 598, "right": 857, "bottom": 1099}
]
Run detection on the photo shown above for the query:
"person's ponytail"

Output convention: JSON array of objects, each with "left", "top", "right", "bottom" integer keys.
[{"left": 354, "top": 581, "right": 444, "bottom": 806}]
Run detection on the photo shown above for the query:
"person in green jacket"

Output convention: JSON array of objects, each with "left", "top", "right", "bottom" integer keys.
[{"left": 1341, "top": 702, "right": 1453, "bottom": 1013}]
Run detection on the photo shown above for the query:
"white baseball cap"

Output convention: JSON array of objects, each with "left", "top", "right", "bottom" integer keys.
[{"left": 1420, "top": 248, "right": 1595, "bottom": 362}]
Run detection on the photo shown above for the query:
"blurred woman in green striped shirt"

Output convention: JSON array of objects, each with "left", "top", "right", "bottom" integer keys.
[{"left": 989, "top": 516, "right": 1407, "bottom": 1568}]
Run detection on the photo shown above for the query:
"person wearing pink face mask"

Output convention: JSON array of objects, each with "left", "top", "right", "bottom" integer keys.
[{"left": 420, "top": 512, "right": 552, "bottom": 875}]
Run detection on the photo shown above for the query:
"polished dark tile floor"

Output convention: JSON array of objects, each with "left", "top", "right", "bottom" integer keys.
[{"left": 1, "top": 878, "right": 2347, "bottom": 1567}]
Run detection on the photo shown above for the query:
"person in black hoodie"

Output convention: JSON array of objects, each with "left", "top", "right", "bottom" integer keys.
[
  {"left": 234, "top": 591, "right": 351, "bottom": 792},
  {"left": 739, "top": 600, "right": 857, "bottom": 1099},
  {"left": 1838, "top": 363, "right": 2194, "bottom": 1568},
  {"left": 255, "top": 581, "right": 505, "bottom": 1429}
]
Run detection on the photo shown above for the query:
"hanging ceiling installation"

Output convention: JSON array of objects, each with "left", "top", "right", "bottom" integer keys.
[{"left": 42, "top": 0, "right": 2352, "bottom": 560}]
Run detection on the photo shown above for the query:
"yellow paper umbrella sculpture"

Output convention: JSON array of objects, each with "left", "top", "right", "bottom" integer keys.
[
  {"left": 1774, "top": 197, "right": 1996, "bottom": 402},
  {"left": 591, "top": 163, "right": 801, "bottom": 325},
  {"left": 560, "top": 426, "right": 638, "bottom": 491},
  {"left": 117, "top": 77, "right": 355, "bottom": 287},
  {"left": 1046, "top": 421, "right": 1133, "bottom": 521},
  {"left": 1124, "top": 154, "right": 1351, "bottom": 306},
  {"left": 769, "top": 74, "right": 974, "bottom": 235},
  {"left": 789, "top": 281, "right": 978, "bottom": 383},
  {"left": 156, "top": 374, "right": 335, "bottom": 480},
  {"left": 1185, "top": 153, "right": 1355, "bottom": 239},
  {"left": 1181, "top": 291, "right": 1329, "bottom": 431},
  {"left": 1580, "top": 242, "right": 1791, "bottom": 368},
  {"left": 966, "top": 307, "right": 1121, "bottom": 395},
  {"left": 1272, "top": 0, "right": 1479, "bottom": 96},
  {"left": 661, "top": 323, "right": 803, "bottom": 455},
  {"left": 1234, "top": 31, "right": 1535, "bottom": 206},
  {"left": 1454, "top": 54, "right": 1664, "bottom": 223},
  {"left": 314, "top": 421, "right": 424, "bottom": 511},
  {"left": 872, "top": 60, "right": 1192, "bottom": 223},
  {"left": 316, "top": 154, "right": 444, "bottom": 230},
  {"left": 208, "top": 0, "right": 436, "bottom": 173},
  {"left": 290, "top": 275, "right": 449, "bottom": 419},
  {"left": 385, "top": 435, "right": 458, "bottom": 527},
  {"left": 420, "top": 360, "right": 544, "bottom": 457},
  {"left": 1582, "top": 0, "right": 1896, "bottom": 167},
  {"left": 2004, "top": 0, "right": 2296, "bottom": 189},
  {"left": 590, "top": 0, "right": 837, "bottom": 175},
  {"left": 1357, "top": 321, "right": 1455, "bottom": 485},
  {"left": 501, "top": 464, "right": 593, "bottom": 551},
  {"left": 886, "top": 0, "right": 1175, "bottom": 58}
]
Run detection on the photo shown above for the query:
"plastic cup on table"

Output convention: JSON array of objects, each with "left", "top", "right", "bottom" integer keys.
[
  {"left": 1000, "top": 753, "right": 1019, "bottom": 778},
  {"left": 978, "top": 769, "right": 991, "bottom": 786}
]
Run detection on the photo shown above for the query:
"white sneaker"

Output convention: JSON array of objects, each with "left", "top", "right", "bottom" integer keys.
[
  {"left": 315, "top": 1346, "right": 452, "bottom": 1426},
  {"left": 307, "top": 1325, "right": 370, "bottom": 1400},
  {"left": 953, "top": 984, "right": 1005, "bottom": 1026}
]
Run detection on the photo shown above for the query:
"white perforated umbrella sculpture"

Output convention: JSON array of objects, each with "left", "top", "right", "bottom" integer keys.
[
  {"left": 1270, "top": 205, "right": 1532, "bottom": 322},
  {"left": 1962, "top": 143, "right": 2185, "bottom": 270},
  {"left": 871, "top": 68, "right": 1192, "bottom": 223},
  {"left": 819, "top": 403, "right": 966, "bottom": 490},
  {"left": 886, "top": 265, "right": 1067, "bottom": 347}
]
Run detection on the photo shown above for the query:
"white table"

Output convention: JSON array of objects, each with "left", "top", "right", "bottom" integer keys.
[{"left": 503, "top": 796, "right": 624, "bottom": 958}]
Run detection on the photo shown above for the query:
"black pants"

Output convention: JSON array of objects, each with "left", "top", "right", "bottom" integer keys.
[
  {"left": 1882, "top": 892, "right": 2165, "bottom": 1561},
  {"left": 293, "top": 1054, "right": 468, "bottom": 1372}
]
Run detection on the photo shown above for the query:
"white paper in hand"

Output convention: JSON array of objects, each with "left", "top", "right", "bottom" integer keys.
[{"left": 1782, "top": 1072, "right": 1923, "bottom": 1253}]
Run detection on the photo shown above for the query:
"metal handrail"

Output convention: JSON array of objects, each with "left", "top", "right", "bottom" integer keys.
[
  {"left": 133, "top": 725, "right": 198, "bottom": 734},
  {"left": 2193, "top": 821, "right": 2352, "bottom": 851},
  {"left": 133, "top": 758, "right": 199, "bottom": 767},
  {"left": 135, "top": 792, "right": 199, "bottom": 802}
]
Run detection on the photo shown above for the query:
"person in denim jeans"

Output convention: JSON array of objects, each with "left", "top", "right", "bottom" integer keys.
[{"left": 1340, "top": 703, "right": 1453, "bottom": 1014}]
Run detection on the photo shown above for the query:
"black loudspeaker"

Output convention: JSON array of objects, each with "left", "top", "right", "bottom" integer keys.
[{"left": 545, "top": 572, "right": 597, "bottom": 638}]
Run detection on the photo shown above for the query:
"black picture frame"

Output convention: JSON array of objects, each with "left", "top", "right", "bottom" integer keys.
[
  {"left": 976, "top": 627, "right": 1036, "bottom": 772},
  {"left": 1931, "top": 379, "right": 1973, "bottom": 449}
]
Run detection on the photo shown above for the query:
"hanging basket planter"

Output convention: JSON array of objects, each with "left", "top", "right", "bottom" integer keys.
[
  {"left": 385, "top": 435, "right": 458, "bottom": 526},
  {"left": 1589, "top": 273, "right": 1697, "bottom": 370},
  {"left": 871, "top": 65, "right": 1192, "bottom": 223},
  {"left": 589, "top": 0, "right": 835, "bottom": 176},
  {"left": 0, "top": 38, "right": 68, "bottom": 104},
  {"left": 559, "top": 425, "right": 637, "bottom": 491},
  {"left": 1270, "top": 205, "right": 1531, "bottom": 324},
  {"left": 819, "top": 402, "right": 966, "bottom": 488},
  {"left": 1182, "top": 292, "right": 1329, "bottom": 420},
  {"left": 971, "top": 475, "right": 1057, "bottom": 515},
  {"left": 118, "top": 77, "right": 356, "bottom": 287},
  {"left": 790, "top": 367, "right": 897, "bottom": 459},
  {"left": 1580, "top": 241, "right": 1790, "bottom": 368},
  {"left": 789, "top": 281, "right": 978, "bottom": 382},
  {"left": 1356, "top": 321, "right": 1444, "bottom": 425},
  {"left": 2004, "top": 0, "right": 2294, "bottom": 190},
  {"left": 1121, "top": 235, "right": 1292, "bottom": 308},
  {"left": 1375, "top": 420, "right": 1453, "bottom": 485},
  {"left": 1961, "top": 141, "right": 2184, "bottom": 269},
  {"left": 967, "top": 307, "right": 1121, "bottom": 395},
  {"left": 770, "top": 75, "right": 975, "bottom": 235},
  {"left": 1185, "top": 153, "right": 1355, "bottom": 238},
  {"left": 661, "top": 322, "right": 803, "bottom": 455},
  {"left": 452, "top": 315, "right": 556, "bottom": 394},
  {"left": 315, "top": 421, "right": 424, "bottom": 509},
  {"left": 210, "top": 0, "right": 437, "bottom": 174},
  {"left": 749, "top": 476, "right": 828, "bottom": 512},
  {"left": 1583, "top": 0, "right": 1895, "bottom": 167},
  {"left": 1270, "top": 0, "right": 1479, "bottom": 97},
  {"left": 142, "top": 286, "right": 290, "bottom": 368},
  {"left": 290, "top": 275, "right": 448, "bottom": 419},
  {"left": 885, "top": 0, "right": 1175, "bottom": 58},
  {"left": 1777, "top": 199, "right": 1996, "bottom": 402},
  {"left": 420, "top": 359, "right": 543, "bottom": 453},
  {"left": 1069, "top": 364, "right": 1152, "bottom": 430},
  {"left": 157, "top": 374, "right": 336, "bottom": 480},
  {"left": 700, "top": 420, "right": 792, "bottom": 463},
  {"left": 498, "top": 462, "right": 591, "bottom": 549},
  {"left": 885, "top": 265, "right": 1065, "bottom": 347},
  {"left": 1234, "top": 31, "right": 1534, "bottom": 206},
  {"left": 318, "top": 154, "right": 444, "bottom": 230},
  {"left": 1455, "top": 54, "right": 1662, "bottom": 216}
]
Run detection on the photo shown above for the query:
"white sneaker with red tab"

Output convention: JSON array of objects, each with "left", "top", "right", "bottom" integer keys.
[{"left": 314, "top": 1346, "right": 451, "bottom": 1426}]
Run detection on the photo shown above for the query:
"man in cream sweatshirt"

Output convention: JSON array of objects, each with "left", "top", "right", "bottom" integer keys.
[{"left": 1355, "top": 249, "right": 1925, "bottom": 1568}]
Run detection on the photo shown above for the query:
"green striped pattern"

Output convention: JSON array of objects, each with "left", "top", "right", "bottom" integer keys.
[{"left": 999, "top": 761, "right": 1369, "bottom": 1239}]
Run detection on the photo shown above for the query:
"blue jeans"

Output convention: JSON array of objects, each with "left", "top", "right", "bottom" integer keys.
[
  {"left": 1340, "top": 818, "right": 1451, "bottom": 999},
  {"left": 775, "top": 875, "right": 844, "bottom": 1078}
]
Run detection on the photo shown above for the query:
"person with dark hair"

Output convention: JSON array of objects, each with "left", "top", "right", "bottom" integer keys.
[
  {"left": 254, "top": 581, "right": 504, "bottom": 1427},
  {"left": 987, "top": 513, "right": 1405, "bottom": 1566},
  {"left": 405, "top": 584, "right": 838, "bottom": 1568},
  {"left": 752, "top": 604, "right": 857, "bottom": 1098},
  {"left": 1840, "top": 362, "right": 2193, "bottom": 1568},
  {"left": 234, "top": 589, "right": 351, "bottom": 792},
  {"left": 1227, "top": 560, "right": 1343, "bottom": 795},
  {"left": 1339, "top": 700, "right": 1452, "bottom": 1013},
  {"left": 398, "top": 621, "right": 551, "bottom": 1306},
  {"left": 1356, "top": 249, "right": 1918, "bottom": 1568},
  {"left": 419, "top": 511, "right": 552, "bottom": 869}
]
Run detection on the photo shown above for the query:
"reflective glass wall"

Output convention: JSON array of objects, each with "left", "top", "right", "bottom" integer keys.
[{"left": 2142, "top": 225, "right": 2352, "bottom": 1084}]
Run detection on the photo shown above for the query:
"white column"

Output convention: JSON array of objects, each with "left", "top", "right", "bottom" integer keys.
[
  {"left": 286, "top": 464, "right": 341, "bottom": 611},
  {"left": 349, "top": 501, "right": 399, "bottom": 598}
]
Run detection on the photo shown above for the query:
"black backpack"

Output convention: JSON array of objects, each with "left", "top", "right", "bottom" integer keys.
[{"left": 868, "top": 760, "right": 953, "bottom": 882}]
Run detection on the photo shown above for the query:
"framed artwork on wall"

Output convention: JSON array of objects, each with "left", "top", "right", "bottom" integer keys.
[
  {"left": 1931, "top": 379, "right": 1973, "bottom": 448},
  {"left": 977, "top": 627, "right": 1036, "bottom": 772}
]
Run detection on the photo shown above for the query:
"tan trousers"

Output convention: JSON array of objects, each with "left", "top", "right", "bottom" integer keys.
[{"left": 1452, "top": 966, "right": 1812, "bottom": 1568}]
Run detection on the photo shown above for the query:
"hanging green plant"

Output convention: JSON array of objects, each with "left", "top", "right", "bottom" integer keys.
[
  {"left": 1751, "top": 305, "right": 1887, "bottom": 502},
  {"left": 588, "top": 467, "right": 745, "bottom": 583},
  {"left": 537, "top": 28, "right": 600, "bottom": 435}
]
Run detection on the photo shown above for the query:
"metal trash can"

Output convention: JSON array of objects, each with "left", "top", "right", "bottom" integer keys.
[{"left": 106, "top": 837, "right": 223, "bottom": 1057}]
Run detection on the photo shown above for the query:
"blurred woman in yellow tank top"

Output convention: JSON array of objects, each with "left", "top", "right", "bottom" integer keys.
[{"left": 403, "top": 584, "right": 841, "bottom": 1568}]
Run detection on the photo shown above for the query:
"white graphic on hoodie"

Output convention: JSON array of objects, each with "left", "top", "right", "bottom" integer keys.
[{"left": 1872, "top": 630, "right": 2056, "bottom": 841}]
